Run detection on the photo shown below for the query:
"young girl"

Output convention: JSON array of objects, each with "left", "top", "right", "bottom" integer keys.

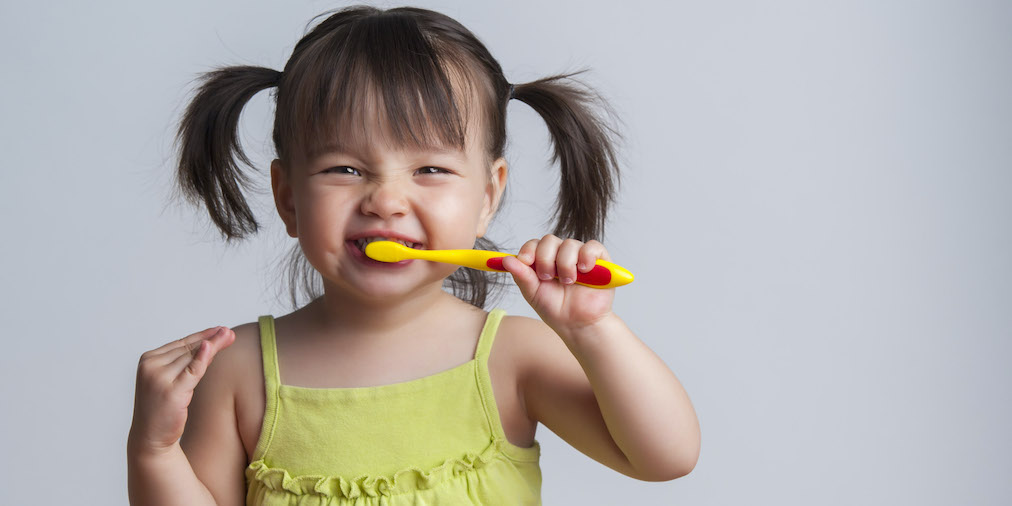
[{"left": 128, "top": 5, "right": 699, "bottom": 505}]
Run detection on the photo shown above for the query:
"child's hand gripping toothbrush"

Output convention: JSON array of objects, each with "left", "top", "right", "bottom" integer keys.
[{"left": 364, "top": 240, "right": 634, "bottom": 289}]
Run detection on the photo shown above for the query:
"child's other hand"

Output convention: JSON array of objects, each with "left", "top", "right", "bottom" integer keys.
[
  {"left": 501, "top": 235, "right": 615, "bottom": 336},
  {"left": 128, "top": 326, "right": 235, "bottom": 456}
]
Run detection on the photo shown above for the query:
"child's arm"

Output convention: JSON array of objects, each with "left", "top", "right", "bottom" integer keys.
[
  {"left": 127, "top": 443, "right": 219, "bottom": 505},
  {"left": 501, "top": 236, "right": 701, "bottom": 481},
  {"left": 510, "top": 312, "right": 699, "bottom": 481},
  {"left": 127, "top": 326, "right": 245, "bottom": 505}
]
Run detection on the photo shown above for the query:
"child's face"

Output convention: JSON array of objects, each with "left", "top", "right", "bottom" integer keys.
[{"left": 271, "top": 112, "right": 507, "bottom": 300}]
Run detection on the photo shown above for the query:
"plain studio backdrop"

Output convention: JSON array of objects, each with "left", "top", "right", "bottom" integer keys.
[{"left": 1, "top": 0, "right": 1010, "bottom": 504}]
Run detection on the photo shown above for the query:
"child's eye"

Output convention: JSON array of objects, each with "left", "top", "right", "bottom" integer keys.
[
  {"left": 416, "top": 166, "right": 450, "bottom": 175},
  {"left": 324, "top": 166, "right": 360, "bottom": 176}
]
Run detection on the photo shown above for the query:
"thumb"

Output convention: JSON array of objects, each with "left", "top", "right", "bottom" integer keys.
[{"left": 502, "top": 255, "right": 540, "bottom": 301}]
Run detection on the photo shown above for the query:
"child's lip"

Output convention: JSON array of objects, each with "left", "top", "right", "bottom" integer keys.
[{"left": 345, "top": 230, "right": 424, "bottom": 247}]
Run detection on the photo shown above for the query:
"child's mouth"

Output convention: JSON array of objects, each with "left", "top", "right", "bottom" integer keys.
[{"left": 351, "top": 237, "right": 422, "bottom": 252}]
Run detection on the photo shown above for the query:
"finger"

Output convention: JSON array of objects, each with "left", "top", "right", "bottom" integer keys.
[
  {"left": 146, "top": 327, "right": 225, "bottom": 367},
  {"left": 516, "top": 239, "right": 539, "bottom": 265},
  {"left": 166, "top": 341, "right": 201, "bottom": 378},
  {"left": 148, "top": 339, "right": 198, "bottom": 368},
  {"left": 502, "top": 255, "right": 540, "bottom": 300},
  {"left": 578, "top": 240, "right": 610, "bottom": 273},
  {"left": 145, "top": 327, "right": 224, "bottom": 359},
  {"left": 534, "top": 234, "right": 562, "bottom": 281},
  {"left": 555, "top": 238, "right": 584, "bottom": 285},
  {"left": 169, "top": 327, "right": 235, "bottom": 382}
]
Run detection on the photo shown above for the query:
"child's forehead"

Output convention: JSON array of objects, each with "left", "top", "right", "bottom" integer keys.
[
  {"left": 304, "top": 103, "right": 485, "bottom": 164},
  {"left": 308, "top": 135, "right": 470, "bottom": 163}
]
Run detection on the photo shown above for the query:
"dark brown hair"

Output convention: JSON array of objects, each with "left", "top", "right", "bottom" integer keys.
[{"left": 174, "top": 5, "right": 621, "bottom": 309}]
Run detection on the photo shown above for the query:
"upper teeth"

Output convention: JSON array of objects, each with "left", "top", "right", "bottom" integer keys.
[{"left": 356, "top": 237, "right": 417, "bottom": 249}]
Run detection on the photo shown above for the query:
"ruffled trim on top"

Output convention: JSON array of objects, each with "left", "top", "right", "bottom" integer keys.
[{"left": 245, "top": 438, "right": 535, "bottom": 499}]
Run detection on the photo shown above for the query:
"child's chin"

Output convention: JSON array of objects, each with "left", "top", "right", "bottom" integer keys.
[{"left": 355, "top": 276, "right": 432, "bottom": 299}]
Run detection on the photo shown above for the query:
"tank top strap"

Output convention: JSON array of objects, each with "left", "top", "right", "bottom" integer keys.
[
  {"left": 473, "top": 308, "right": 514, "bottom": 445},
  {"left": 473, "top": 308, "right": 506, "bottom": 363},
  {"left": 251, "top": 315, "right": 281, "bottom": 461}
]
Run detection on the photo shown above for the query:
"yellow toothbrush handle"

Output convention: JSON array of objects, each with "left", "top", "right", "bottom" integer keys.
[{"left": 430, "top": 250, "right": 634, "bottom": 289}]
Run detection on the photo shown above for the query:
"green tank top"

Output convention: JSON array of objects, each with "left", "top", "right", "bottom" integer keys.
[{"left": 244, "top": 308, "right": 542, "bottom": 505}]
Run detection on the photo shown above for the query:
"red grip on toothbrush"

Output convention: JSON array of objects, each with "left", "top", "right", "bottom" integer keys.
[
  {"left": 485, "top": 257, "right": 507, "bottom": 271},
  {"left": 486, "top": 257, "right": 612, "bottom": 286},
  {"left": 575, "top": 264, "right": 612, "bottom": 286},
  {"left": 487, "top": 259, "right": 510, "bottom": 271}
]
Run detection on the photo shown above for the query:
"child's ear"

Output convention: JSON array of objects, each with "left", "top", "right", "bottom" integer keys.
[
  {"left": 477, "top": 157, "right": 508, "bottom": 238},
  {"left": 270, "top": 159, "right": 298, "bottom": 238}
]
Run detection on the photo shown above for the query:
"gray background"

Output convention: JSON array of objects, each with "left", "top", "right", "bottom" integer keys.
[{"left": 2, "top": 0, "right": 1010, "bottom": 503}]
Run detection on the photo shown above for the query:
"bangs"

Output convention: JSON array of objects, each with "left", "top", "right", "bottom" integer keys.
[{"left": 276, "top": 11, "right": 483, "bottom": 163}]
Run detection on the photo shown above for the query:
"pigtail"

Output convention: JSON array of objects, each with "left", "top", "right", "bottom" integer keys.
[
  {"left": 510, "top": 71, "right": 622, "bottom": 241},
  {"left": 443, "top": 237, "right": 510, "bottom": 309},
  {"left": 174, "top": 66, "right": 282, "bottom": 241}
]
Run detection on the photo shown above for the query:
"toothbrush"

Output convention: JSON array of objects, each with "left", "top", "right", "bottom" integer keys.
[{"left": 364, "top": 241, "right": 634, "bottom": 289}]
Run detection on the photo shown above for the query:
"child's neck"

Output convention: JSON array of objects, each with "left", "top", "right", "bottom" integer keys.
[{"left": 304, "top": 281, "right": 459, "bottom": 342}]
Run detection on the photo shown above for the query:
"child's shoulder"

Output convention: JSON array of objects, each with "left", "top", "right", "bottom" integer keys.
[
  {"left": 210, "top": 320, "right": 263, "bottom": 380},
  {"left": 495, "top": 314, "right": 569, "bottom": 384},
  {"left": 201, "top": 319, "right": 265, "bottom": 409},
  {"left": 215, "top": 320, "right": 269, "bottom": 394},
  {"left": 497, "top": 313, "right": 555, "bottom": 346},
  {"left": 204, "top": 319, "right": 267, "bottom": 459},
  {"left": 186, "top": 319, "right": 261, "bottom": 395}
]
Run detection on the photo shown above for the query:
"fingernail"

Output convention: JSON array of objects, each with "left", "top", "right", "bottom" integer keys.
[
  {"left": 578, "top": 263, "right": 587, "bottom": 271},
  {"left": 562, "top": 277, "right": 574, "bottom": 284},
  {"left": 538, "top": 272, "right": 552, "bottom": 281}
]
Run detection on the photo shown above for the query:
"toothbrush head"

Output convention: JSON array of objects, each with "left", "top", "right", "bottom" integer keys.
[{"left": 363, "top": 240, "right": 410, "bottom": 262}]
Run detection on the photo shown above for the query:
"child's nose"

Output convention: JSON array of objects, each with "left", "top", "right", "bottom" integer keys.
[{"left": 360, "top": 181, "right": 410, "bottom": 218}]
